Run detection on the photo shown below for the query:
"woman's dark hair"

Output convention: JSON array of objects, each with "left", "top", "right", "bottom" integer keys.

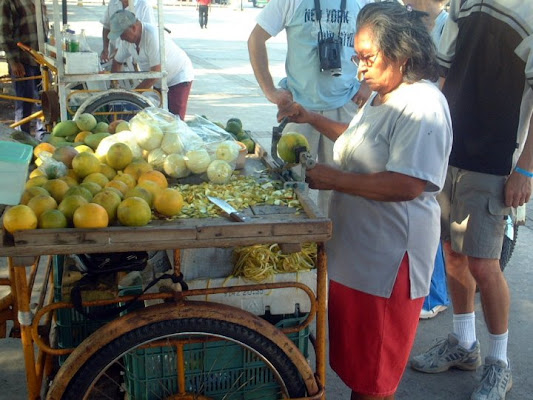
[{"left": 356, "top": 1, "right": 439, "bottom": 82}]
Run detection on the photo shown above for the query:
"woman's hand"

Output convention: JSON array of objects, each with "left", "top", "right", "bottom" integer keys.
[
  {"left": 277, "top": 102, "right": 312, "bottom": 124},
  {"left": 305, "top": 163, "right": 338, "bottom": 190}
]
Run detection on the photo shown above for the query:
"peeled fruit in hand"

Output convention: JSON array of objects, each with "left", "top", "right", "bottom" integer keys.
[
  {"left": 215, "top": 141, "right": 240, "bottom": 163},
  {"left": 106, "top": 142, "right": 134, "bottom": 171},
  {"left": 207, "top": 160, "right": 234, "bottom": 184},
  {"left": 74, "top": 113, "right": 98, "bottom": 132},
  {"left": 154, "top": 188, "right": 184, "bottom": 217},
  {"left": 163, "top": 153, "right": 190, "bottom": 178},
  {"left": 3, "top": 205, "right": 38, "bottom": 233},
  {"left": 277, "top": 132, "right": 310, "bottom": 164},
  {"left": 117, "top": 197, "right": 152, "bottom": 227},
  {"left": 185, "top": 148, "right": 211, "bottom": 174}
]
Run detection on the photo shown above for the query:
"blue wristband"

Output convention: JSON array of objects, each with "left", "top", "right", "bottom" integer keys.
[{"left": 514, "top": 166, "right": 533, "bottom": 178}]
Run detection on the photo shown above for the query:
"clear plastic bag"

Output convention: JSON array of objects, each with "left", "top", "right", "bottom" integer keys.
[{"left": 37, "top": 151, "right": 68, "bottom": 179}]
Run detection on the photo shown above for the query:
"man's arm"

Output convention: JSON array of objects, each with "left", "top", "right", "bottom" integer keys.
[
  {"left": 505, "top": 111, "right": 533, "bottom": 208},
  {"left": 135, "top": 64, "right": 160, "bottom": 90},
  {"left": 247, "top": 24, "right": 292, "bottom": 110},
  {"left": 101, "top": 28, "right": 111, "bottom": 62}
]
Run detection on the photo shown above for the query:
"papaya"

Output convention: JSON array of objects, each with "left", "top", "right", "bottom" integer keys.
[
  {"left": 84, "top": 132, "right": 111, "bottom": 150},
  {"left": 52, "top": 120, "right": 80, "bottom": 137},
  {"left": 277, "top": 132, "right": 309, "bottom": 163}
]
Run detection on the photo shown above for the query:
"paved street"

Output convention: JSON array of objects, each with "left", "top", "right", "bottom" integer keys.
[{"left": 0, "top": 1, "right": 532, "bottom": 399}]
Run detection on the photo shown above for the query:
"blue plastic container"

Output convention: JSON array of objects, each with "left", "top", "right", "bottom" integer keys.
[{"left": 0, "top": 141, "right": 33, "bottom": 205}]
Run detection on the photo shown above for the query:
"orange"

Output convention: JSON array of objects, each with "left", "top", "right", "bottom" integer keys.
[
  {"left": 27, "top": 194, "right": 58, "bottom": 218},
  {"left": 42, "top": 179, "right": 70, "bottom": 203},
  {"left": 24, "top": 176, "right": 48, "bottom": 190},
  {"left": 277, "top": 132, "right": 310, "bottom": 163},
  {"left": 117, "top": 197, "right": 152, "bottom": 227},
  {"left": 73, "top": 203, "right": 109, "bottom": 228},
  {"left": 79, "top": 182, "right": 102, "bottom": 196},
  {"left": 33, "top": 142, "right": 56, "bottom": 159},
  {"left": 20, "top": 186, "right": 50, "bottom": 205},
  {"left": 138, "top": 170, "right": 168, "bottom": 189},
  {"left": 153, "top": 188, "right": 184, "bottom": 217},
  {"left": 113, "top": 172, "right": 136, "bottom": 190},
  {"left": 58, "top": 175, "right": 79, "bottom": 188},
  {"left": 123, "top": 159, "right": 153, "bottom": 181},
  {"left": 105, "top": 179, "right": 129, "bottom": 196},
  {"left": 101, "top": 186, "right": 124, "bottom": 200},
  {"left": 125, "top": 186, "right": 153, "bottom": 208},
  {"left": 72, "top": 152, "right": 101, "bottom": 178},
  {"left": 92, "top": 190, "right": 122, "bottom": 222},
  {"left": 99, "top": 163, "right": 117, "bottom": 181},
  {"left": 64, "top": 185, "right": 93, "bottom": 202},
  {"left": 58, "top": 195, "right": 88, "bottom": 225},
  {"left": 38, "top": 209, "right": 68, "bottom": 229},
  {"left": 74, "top": 131, "right": 92, "bottom": 143},
  {"left": 106, "top": 142, "right": 133, "bottom": 170},
  {"left": 136, "top": 179, "right": 162, "bottom": 200},
  {"left": 83, "top": 172, "right": 109, "bottom": 188},
  {"left": 3, "top": 205, "right": 38, "bottom": 233}
]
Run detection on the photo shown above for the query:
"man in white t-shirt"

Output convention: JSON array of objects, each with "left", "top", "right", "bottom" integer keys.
[
  {"left": 100, "top": 0, "right": 155, "bottom": 63},
  {"left": 109, "top": 10, "right": 194, "bottom": 120},
  {"left": 248, "top": 0, "right": 372, "bottom": 213}
]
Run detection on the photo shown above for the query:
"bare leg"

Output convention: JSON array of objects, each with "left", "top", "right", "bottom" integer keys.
[
  {"left": 442, "top": 240, "right": 476, "bottom": 314},
  {"left": 468, "top": 257, "right": 510, "bottom": 334}
]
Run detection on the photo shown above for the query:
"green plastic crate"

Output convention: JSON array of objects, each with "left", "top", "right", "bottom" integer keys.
[
  {"left": 53, "top": 255, "right": 137, "bottom": 364},
  {"left": 123, "top": 314, "right": 310, "bottom": 400}
]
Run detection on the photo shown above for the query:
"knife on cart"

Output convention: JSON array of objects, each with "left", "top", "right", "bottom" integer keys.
[{"left": 206, "top": 196, "right": 248, "bottom": 222}]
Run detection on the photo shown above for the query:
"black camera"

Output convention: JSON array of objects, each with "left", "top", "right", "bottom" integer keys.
[{"left": 318, "top": 36, "right": 342, "bottom": 76}]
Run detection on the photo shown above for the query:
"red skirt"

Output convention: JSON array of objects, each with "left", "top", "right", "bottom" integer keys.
[{"left": 328, "top": 254, "right": 424, "bottom": 396}]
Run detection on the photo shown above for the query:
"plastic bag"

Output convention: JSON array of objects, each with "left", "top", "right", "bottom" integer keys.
[{"left": 37, "top": 151, "right": 68, "bottom": 178}]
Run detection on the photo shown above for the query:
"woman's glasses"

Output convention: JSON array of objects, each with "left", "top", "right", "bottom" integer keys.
[{"left": 351, "top": 52, "right": 379, "bottom": 67}]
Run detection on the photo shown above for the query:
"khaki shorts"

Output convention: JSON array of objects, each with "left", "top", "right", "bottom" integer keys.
[{"left": 438, "top": 166, "right": 511, "bottom": 259}]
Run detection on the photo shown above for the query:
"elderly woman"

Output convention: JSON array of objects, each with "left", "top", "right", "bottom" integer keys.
[{"left": 279, "top": 2, "right": 452, "bottom": 399}]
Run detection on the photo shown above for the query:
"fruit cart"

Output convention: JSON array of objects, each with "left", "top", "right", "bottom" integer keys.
[
  {"left": 35, "top": 0, "right": 168, "bottom": 124},
  {"left": 0, "top": 143, "right": 331, "bottom": 399}
]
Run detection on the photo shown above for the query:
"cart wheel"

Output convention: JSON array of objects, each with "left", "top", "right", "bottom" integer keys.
[
  {"left": 47, "top": 302, "right": 316, "bottom": 400},
  {"left": 73, "top": 89, "right": 156, "bottom": 122},
  {"left": 41, "top": 90, "right": 60, "bottom": 124}
]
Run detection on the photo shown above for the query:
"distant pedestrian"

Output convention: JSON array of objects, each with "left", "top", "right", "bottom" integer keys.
[
  {"left": 197, "top": 0, "right": 211, "bottom": 29},
  {"left": 0, "top": 0, "right": 47, "bottom": 138}
]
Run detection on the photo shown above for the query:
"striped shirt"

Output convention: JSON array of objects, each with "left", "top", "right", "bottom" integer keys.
[{"left": 0, "top": 0, "right": 46, "bottom": 66}]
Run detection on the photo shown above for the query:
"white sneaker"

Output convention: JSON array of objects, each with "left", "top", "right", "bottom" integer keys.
[{"left": 420, "top": 305, "right": 448, "bottom": 320}]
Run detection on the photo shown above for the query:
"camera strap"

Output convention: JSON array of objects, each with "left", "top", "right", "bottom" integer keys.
[{"left": 314, "top": 0, "right": 347, "bottom": 40}]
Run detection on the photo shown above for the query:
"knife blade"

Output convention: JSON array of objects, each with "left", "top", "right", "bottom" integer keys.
[{"left": 206, "top": 196, "right": 248, "bottom": 222}]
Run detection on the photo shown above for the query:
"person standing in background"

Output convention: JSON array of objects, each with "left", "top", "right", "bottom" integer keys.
[
  {"left": 248, "top": 0, "right": 372, "bottom": 214},
  {"left": 197, "top": 0, "right": 211, "bottom": 29},
  {"left": 100, "top": 0, "right": 155, "bottom": 63},
  {"left": 0, "top": 0, "right": 46, "bottom": 139},
  {"left": 408, "top": 0, "right": 450, "bottom": 320},
  {"left": 411, "top": 1, "right": 533, "bottom": 399}
]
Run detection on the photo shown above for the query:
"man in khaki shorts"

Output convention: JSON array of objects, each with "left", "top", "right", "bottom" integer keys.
[{"left": 410, "top": 1, "right": 533, "bottom": 399}]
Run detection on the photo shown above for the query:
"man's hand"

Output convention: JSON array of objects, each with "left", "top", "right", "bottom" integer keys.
[
  {"left": 505, "top": 170, "right": 532, "bottom": 208},
  {"left": 269, "top": 88, "right": 293, "bottom": 111},
  {"left": 9, "top": 61, "right": 26, "bottom": 78},
  {"left": 100, "top": 49, "right": 110, "bottom": 63}
]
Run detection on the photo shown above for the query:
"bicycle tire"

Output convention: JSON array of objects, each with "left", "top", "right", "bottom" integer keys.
[
  {"left": 73, "top": 90, "right": 155, "bottom": 122},
  {"left": 48, "top": 302, "right": 312, "bottom": 400}
]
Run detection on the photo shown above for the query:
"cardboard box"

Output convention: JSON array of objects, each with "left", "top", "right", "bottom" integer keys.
[{"left": 0, "top": 141, "right": 33, "bottom": 205}]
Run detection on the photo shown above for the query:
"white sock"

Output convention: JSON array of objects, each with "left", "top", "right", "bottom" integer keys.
[
  {"left": 453, "top": 312, "right": 477, "bottom": 350},
  {"left": 488, "top": 331, "right": 509, "bottom": 367}
]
